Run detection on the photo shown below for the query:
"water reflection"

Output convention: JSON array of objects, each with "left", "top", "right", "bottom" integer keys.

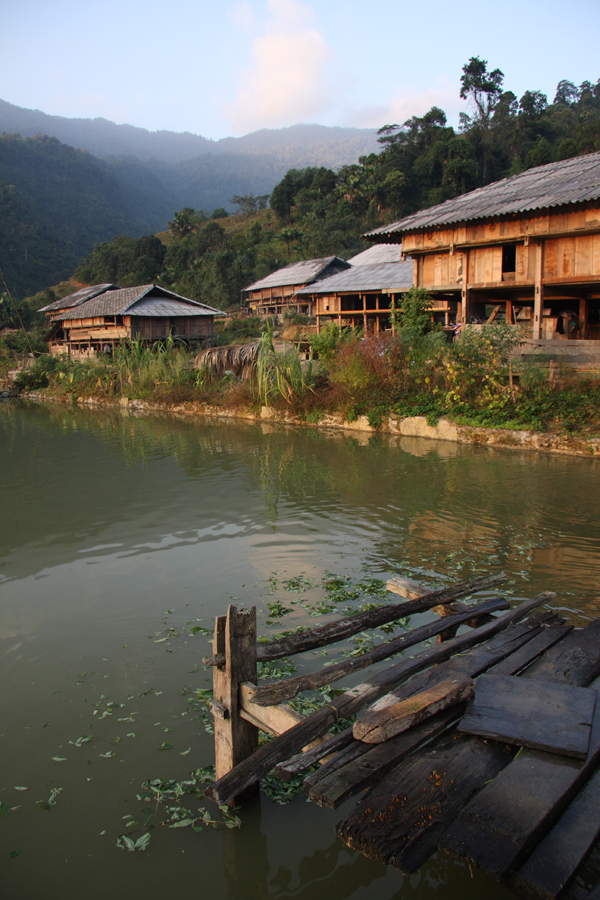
[{"left": 2, "top": 400, "right": 600, "bottom": 900}]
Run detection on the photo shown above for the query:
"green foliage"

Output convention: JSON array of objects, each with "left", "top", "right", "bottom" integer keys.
[
  {"left": 255, "top": 324, "right": 314, "bottom": 406},
  {"left": 74, "top": 234, "right": 166, "bottom": 286},
  {"left": 393, "top": 287, "right": 434, "bottom": 337}
]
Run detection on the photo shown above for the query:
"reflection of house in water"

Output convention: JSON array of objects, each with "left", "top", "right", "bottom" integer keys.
[
  {"left": 297, "top": 244, "right": 414, "bottom": 332},
  {"left": 43, "top": 284, "right": 224, "bottom": 358},
  {"left": 366, "top": 151, "right": 600, "bottom": 343},
  {"left": 243, "top": 257, "right": 351, "bottom": 317}
]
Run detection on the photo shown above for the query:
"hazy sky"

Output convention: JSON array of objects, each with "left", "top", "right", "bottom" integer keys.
[{"left": 2, "top": 0, "right": 599, "bottom": 139}]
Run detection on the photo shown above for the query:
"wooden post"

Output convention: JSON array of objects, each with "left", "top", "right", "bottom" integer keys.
[
  {"left": 532, "top": 241, "right": 544, "bottom": 339},
  {"left": 212, "top": 605, "right": 259, "bottom": 804},
  {"left": 460, "top": 251, "right": 470, "bottom": 324},
  {"left": 580, "top": 297, "right": 588, "bottom": 339}
]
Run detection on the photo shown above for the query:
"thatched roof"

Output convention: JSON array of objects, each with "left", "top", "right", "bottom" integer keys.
[{"left": 195, "top": 342, "right": 260, "bottom": 380}]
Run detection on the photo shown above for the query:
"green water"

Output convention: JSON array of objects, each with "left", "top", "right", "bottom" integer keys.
[{"left": 1, "top": 400, "right": 600, "bottom": 900}]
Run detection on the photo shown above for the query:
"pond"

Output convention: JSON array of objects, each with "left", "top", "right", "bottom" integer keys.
[{"left": 1, "top": 400, "right": 600, "bottom": 900}]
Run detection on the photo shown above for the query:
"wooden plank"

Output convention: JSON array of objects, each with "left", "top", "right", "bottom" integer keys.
[
  {"left": 489, "top": 623, "right": 572, "bottom": 677},
  {"left": 309, "top": 706, "right": 465, "bottom": 809},
  {"left": 511, "top": 726, "right": 600, "bottom": 896},
  {"left": 354, "top": 675, "right": 474, "bottom": 744},
  {"left": 238, "top": 682, "right": 304, "bottom": 732},
  {"left": 273, "top": 617, "right": 559, "bottom": 783},
  {"left": 274, "top": 728, "right": 355, "bottom": 781},
  {"left": 305, "top": 625, "right": 572, "bottom": 809},
  {"left": 212, "top": 606, "right": 259, "bottom": 805},
  {"left": 334, "top": 620, "right": 574, "bottom": 873},
  {"left": 302, "top": 619, "right": 559, "bottom": 807},
  {"left": 203, "top": 573, "right": 508, "bottom": 666},
  {"left": 457, "top": 674, "right": 596, "bottom": 759},
  {"left": 336, "top": 733, "right": 514, "bottom": 874},
  {"left": 367, "top": 614, "right": 563, "bottom": 715},
  {"left": 439, "top": 619, "right": 600, "bottom": 880},
  {"left": 204, "top": 595, "right": 552, "bottom": 807},
  {"left": 249, "top": 597, "right": 507, "bottom": 707}
]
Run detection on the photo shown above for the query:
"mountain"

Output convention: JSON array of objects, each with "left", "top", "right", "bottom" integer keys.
[
  {"left": 0, "top": 102, "right": 381, "bottom": 298},
  {"left": 0, "top": 99, "right": 379, "bottom": 167}
]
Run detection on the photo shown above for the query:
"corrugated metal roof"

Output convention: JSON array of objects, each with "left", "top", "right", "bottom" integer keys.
[
  {"left": 243, "top": 256, "right": 350, "bottom": 292},
  {"left": 365, "top": 151, "right": 600, "bottom": 238},
  {"left": 297, "top": 260, "right": 414, "bottom": 295},
  {"left": 39, "top": 284, "right": 119, "bottom": 313},
  {"left": 347, "top": 244, "right": 404, "bottom": 265},
  {"left": 52, "top": 285, "right": 223, "bottom": 321}
]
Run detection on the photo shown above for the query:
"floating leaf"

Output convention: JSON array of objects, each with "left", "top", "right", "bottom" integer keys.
[
  {"left": 14, "top": 787, "right": 28, "bottom": 792},
  {"left": 52, "top": 757, "right": 67, "bottom": 762},
  {"left": 0, "top": 803, "right": 10, "bottom": 817},
  {"left": 169, "top": 818, "right": 194, "bottom": 828},
  {"left": 180, "top": 748, "right": 191, "bottom": 756},
  {"left": 99, "top": 751, "right": 115, "bottom": 758},
  {"left": 158, "top": 742, "right": 172, "bottom": 751},
  {"left": 9, "top": 850, "right": 20, "bottom": 859},
  {"left": 134, "top": 833, "right": 151, "bottom": 851}
]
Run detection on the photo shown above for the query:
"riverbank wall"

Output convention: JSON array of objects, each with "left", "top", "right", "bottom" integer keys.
[{"left": 22, "top": 391, "right": 600, "bottom": 458}]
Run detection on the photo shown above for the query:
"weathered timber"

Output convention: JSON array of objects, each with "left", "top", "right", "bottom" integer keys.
[
  {"left": 238, "top": 682, "right": 303, "bottom": 731},
  {"left": 366, "top": 612, "right": 561, "bottom": 715},
  {"left": 354, "top": 675, "right": 474, "bottom": 744},
  {"left": 510, "top": 686, "right": 600, "bottom": 899},
  {"left": 439, "top": 618, "right": 600, "bottom": 880},
  {"left": 335, "top": 618, "right": 575, "bottom": 873},
  {"left": 431, "top": 599, "right": 498, "bottom": 642},
  {"left": 309, "top": 706, "right": 465, "bottom": 809},
  {"left": 585, "top": 884, "right": 600, "bottom": 900},
  {"left": 274, "top": 728, "right": 355, "bottom": 781},
  {"left": 488, "top": 621, "right": 571, "bottom": 677},
  {"left": 457, "top": 673, "right": 596, "bottom": 759},
  {"left": 202, "top": 573, "right": 507, "bottom": 666},
  {"left": 336, "top": 733, "right": 514, "bottom": 874},
  {"left": 249, "top": 597, "right": 507, "bottom": 707},
  {"left": 307, "top": 622, "right": 564, "bottom": 809},
  {"left": 212, "top": 606, "right": 259, "bottom": 805},
  {"left": 204, "top": 594, "right": 550, "bottom": 807}
]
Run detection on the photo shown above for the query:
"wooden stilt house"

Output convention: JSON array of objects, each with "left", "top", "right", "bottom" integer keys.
[
  {"left": 296, "top": 244, "right": 413, "bottom": 332},
  {"left": 243, "top": 257, "right": 351, "bottom": 317},
  {"left": 365, "top": 151, "right": 600, "bottom": 340},
  {"left": 46, "top": 284, "right": 224, "bottom": 358}
]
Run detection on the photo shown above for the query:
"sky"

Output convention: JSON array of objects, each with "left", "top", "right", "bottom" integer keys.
[{"left": 1, "top": 0, "right": 599, "bottom": 140}]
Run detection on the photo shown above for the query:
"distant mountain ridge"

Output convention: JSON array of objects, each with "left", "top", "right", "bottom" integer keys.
[
  {"left": 0, "top": 102, "right": 382, "bottom": 299},
  {"left": 0, "top": 99, "right": 379, "bottom": 166}
]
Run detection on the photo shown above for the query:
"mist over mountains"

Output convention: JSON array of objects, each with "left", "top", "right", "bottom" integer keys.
[
  {"left": 0, "top": 98, "right": 378, "bottom": 167},
  {"left": 0, "top": 99, "right": 380, "bottom": 298}
]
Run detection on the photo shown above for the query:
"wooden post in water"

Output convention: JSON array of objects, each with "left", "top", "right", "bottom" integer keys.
[{"left": 211, "top": 605, "right": 259, "bottom": 805}]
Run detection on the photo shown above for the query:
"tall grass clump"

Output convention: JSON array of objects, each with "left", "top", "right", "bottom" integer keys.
[{"left": 255, "top": 324, "right": 314, "bottom": 406}]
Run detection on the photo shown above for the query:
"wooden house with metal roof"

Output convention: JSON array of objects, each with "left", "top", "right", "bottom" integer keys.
[
  {"left": 48, "top": 284, "right": 223, "bottom": 358},
  {"left": 297, "top": 244, "right": 413, "bottom": 331},
  {"left": 243, "top": 257, "right": 351, "bottom": 317},
  {"left": 39, "top": 284, "right": 120, "bottom": 319},
  {"left": 365, "top": 151, "right": 600, "bottom": 340}
]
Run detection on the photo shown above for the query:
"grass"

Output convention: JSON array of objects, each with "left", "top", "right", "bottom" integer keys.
[{"left": 11, "top": 326, "right": 600, "bottom": 440}]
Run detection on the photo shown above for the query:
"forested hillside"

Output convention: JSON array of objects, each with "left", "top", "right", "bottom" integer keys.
[
  {"left": 68, "top": 62, "right": 600, "bottom": 313},
  {"left": 4, "top": 60, "right": 600, "bottom": 305}
]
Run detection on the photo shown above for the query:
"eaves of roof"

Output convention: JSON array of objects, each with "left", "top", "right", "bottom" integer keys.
[{"left": 365, "top": 151, "right": 600, "bottom": 240}]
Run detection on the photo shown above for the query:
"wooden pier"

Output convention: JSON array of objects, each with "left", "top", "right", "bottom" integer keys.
[{"left": 203, "top": 573, "right": 600, "bottom": 900}]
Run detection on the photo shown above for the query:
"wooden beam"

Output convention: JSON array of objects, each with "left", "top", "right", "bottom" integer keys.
[
  {"left": 203, "top": 573, "right": 508, "bottom": 667},
  {"left": 533, "top": 241, "right": 544, "bottom": 339},
  {"left": 354, "top": 675, "right": 474, "bottom": 744},
  {"left": 248, "top": 597, "right": 507, "bottom": 707},
  {"left": 212, "top": 606, "right": 259, "bottom": 805},
  {"left": 204, "top": 594, "right": 552, "bottom": 808}
]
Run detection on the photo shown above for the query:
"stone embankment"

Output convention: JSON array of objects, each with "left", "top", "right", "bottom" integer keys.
[{"left": 23, "top": 391, "right": 600, "bottom": 458}]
